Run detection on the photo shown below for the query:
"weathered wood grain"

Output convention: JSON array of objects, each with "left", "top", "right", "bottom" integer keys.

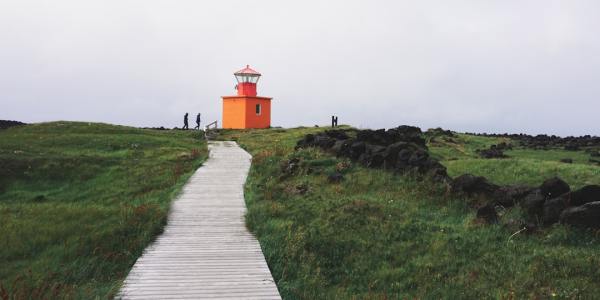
[{"left": 117, "top": 141, "right": 280, "bottom": 299}]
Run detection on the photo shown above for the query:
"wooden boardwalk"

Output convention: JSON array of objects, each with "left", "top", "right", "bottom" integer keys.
[{"left": 117, "top": 141, "right": 280, "bottom": 299}]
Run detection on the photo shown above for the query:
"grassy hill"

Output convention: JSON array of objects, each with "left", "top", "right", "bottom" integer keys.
[
  {"left": 0, "top": 122, "right": 207, "bottom": 298},
  {"left": 429, "top": 134, "right": 599, "bottom": 188},
  {"left": 218, "top": 126, "right": 600, "bottom": 299},
  {"left": 2, "top": 122, "right": 598, "bottom": 299}
]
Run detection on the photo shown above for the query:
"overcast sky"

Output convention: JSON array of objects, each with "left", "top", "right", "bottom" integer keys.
[{"left": 1, "top": 1, "right": 599, "bottom": 136}]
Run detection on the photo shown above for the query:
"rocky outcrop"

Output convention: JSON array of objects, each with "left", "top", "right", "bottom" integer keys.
[
  {"left": 296, "top": 126, "right": 448, "bottom": 181},
  {"left": 560, "top": 202, "right": 600, "bottom": 228},
  {"left": 521, "top": 189, "right": 546, "bottom": 218},
  {"left": 451, "top": 172, "right": 600, "bottom": 229},
  {"left": 539, "top": 177, "right": 570, "bottom": 199},
  {"left": 477, "top": 204, "right": 499, "bottom": 224},
  {"left": 517, "top": 181, "right": 600, "bottom": 228},
  {"left": 493, "top": 185, "right": 533, "bottom": 207},
  {"left": 542, "top": 195, "right": 570, "bottom": 225},
  {"left": 298, "top": 127, "right": 600, "bottom": 230},
  {"left": 465, "top": 132, "right": 600, "bottom": 150},
  {"left": 450, "top": 174, "right": 498, "bottom": 196},
  {"left": 475, "top": 143, "right": 512, "bottom": 159},
  {"left": 425, "top": 127, "right": 456, "bottom": 138},
  {"left": 0, "top": 120, "right": 26, "bottom": 130},
  {"left": 570, "top": 185, "right": 600, "bottom": 206},
  {"left": 476, "top": 147, "right": 508, "bottom": 159}
]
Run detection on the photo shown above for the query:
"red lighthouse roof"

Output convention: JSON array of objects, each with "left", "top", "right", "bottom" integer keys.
[{"left": 234, "top": 65, "right": 261, "bottom": 76}]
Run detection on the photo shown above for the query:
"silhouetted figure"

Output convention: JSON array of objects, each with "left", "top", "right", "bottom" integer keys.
[
  {"left": 195, "top": 113, "right": 201, "bottom": 130},
  {"left": 331, "top": 115, "right": 338, "bottom": 127},
  {"left": 183, "top": 113, "right": 189, "bottom": 130}
]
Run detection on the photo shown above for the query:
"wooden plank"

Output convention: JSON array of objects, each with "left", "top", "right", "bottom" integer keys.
[{"left": 117, "top": 141, "right": 280, "bottom": 299}]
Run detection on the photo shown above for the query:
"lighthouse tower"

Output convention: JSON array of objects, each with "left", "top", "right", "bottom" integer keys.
[{"left": 222, "top": 65, "right": 272, "bottom": 129}]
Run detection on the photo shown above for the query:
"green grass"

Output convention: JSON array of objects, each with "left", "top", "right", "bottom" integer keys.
[
  {"left": 0, "top": 122, "right": 207, "bottom": 298},
  {"left": 428, "top": 133, "right": 600, "bottom": 189},
  {"left": 218, "top": 127, "right": 600, "bottom": 299}
]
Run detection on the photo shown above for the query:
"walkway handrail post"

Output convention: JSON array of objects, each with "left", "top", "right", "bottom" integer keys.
[{"left": 204, "top": 120, "right": 218, "bottom": 140}]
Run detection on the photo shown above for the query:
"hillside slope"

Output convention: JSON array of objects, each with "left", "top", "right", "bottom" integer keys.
[
  {"left": 0, "top": 122, "right": 207, "bottom": 298},
  {"left": 219, "top": 126, "right": 600, "bottom": 299}
]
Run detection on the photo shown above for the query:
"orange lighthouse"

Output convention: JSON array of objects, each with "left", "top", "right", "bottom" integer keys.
[{"left": 222, "top": 65, "right": 272, "bottom": 129}]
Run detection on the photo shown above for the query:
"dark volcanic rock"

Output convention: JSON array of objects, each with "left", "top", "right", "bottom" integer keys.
[
  {"left": 396, "top": 148, "right": 413, "bottom": 164},
  {"left": 296, "top": 134, "right": 315, "bottom": 149},
  {"left": 381, "top": 142, "right": 408, "bottom": 168},
  {"left": 296, "top": 130, "right": 351, "bottom": 150},
  {"left": 560, "top": 201, "right": 600, "bottom": 229},
  {"left": 477, "top": 204, "right": 498, "bottom": 224},
  {"left": 314, "top": 135, "right": 336, "bottom": 149},
  {"left": 570, "top": 185, "right": 600, "bottom": 207},
  {"left": 0, "top": 120, "right": 26, "bottom": 130},
  {"left": 408, "top": 148, "right": 429, "bottom": 165},
  {"left": 468, "top": 132, "right": 600, "bottom": 151},
  {"left": 476, "top": 144, "right": 509, "bottom": 159},
  {"left": 424, "top": 161, "right": 450, "bottom": 181},
  {"left": 142, "top": 126, "right": 168, "bottom": 130},
  {"left": 324, "top": 130, "right": 350, "bottom": 140},
  {"left": 539, "top": 177, "right": 570, "bottom": 199},
  {"left": 387, "top": 125, "right": 426, "bottom": 146},
  {"left": 425, "top": 127, "right": 456, "bottom": 137},
  {"left": 330, "top": 139, "right": 347, "bottom": 155},
  {"left": 296, "top": 126, "right": 447, "bottom": 181},
  {"left": 390, "top": 125, "right": 423, "bottom": 137},
  {"left": 477, "top": 148, "right": 507, "bottom": 159},
  {"left": 493, "top": 185, "right": 534, "bottom": 207},
  {"left": 349, "top": 141, "right": 367, "bottom": 160},
  {"left": 564, "top": 143, "right": 580, "bottom": 151},
  {"left": 352, "top": 126, "right": 424, "bottom": 147},
  {"left": 521, "top": 189, "right": 546, "bottom": 218},
  {"left": 542, "top": 195, "right": 569, "bottom": 225},
  {"left": 359, "top": 145, "right": 386, "bottom": 168},
  {"left": 450, "top": 174, "right": 499, "bottom": 196},
  {"left": 355, "top": 126, "right": 425, "bottom": 147},
  {"left": 357, "top": 129, "right": 390, "bottom": 145}
]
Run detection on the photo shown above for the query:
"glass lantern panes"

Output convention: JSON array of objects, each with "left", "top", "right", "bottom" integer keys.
[{"left": 235, "top": 74, "right": 260, "bottom": 83}]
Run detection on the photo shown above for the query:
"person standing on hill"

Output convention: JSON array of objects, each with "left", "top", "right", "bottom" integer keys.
[
  {"left": 183, "top": 113, "right": 189, "bottom": 130},
  {"left": 195, "top": 113, "right": 201, "bottom": 130}
]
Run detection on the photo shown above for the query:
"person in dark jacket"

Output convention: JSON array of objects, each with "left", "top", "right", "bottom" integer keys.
[
  {"left": 195, "top": 113, "right": 201, "bottom": 130},
  {"left": 183, "top": 113, "right": 189, "bottom": 130}
]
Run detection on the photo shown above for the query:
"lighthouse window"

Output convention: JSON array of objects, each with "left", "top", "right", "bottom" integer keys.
[{"left": 255, "top": 104, "right": 261, "bottom": 115}]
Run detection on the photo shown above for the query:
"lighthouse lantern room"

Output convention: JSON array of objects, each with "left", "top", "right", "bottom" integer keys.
[{"left": 222, "top": 65, "right": 272, "bottom": 129}]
